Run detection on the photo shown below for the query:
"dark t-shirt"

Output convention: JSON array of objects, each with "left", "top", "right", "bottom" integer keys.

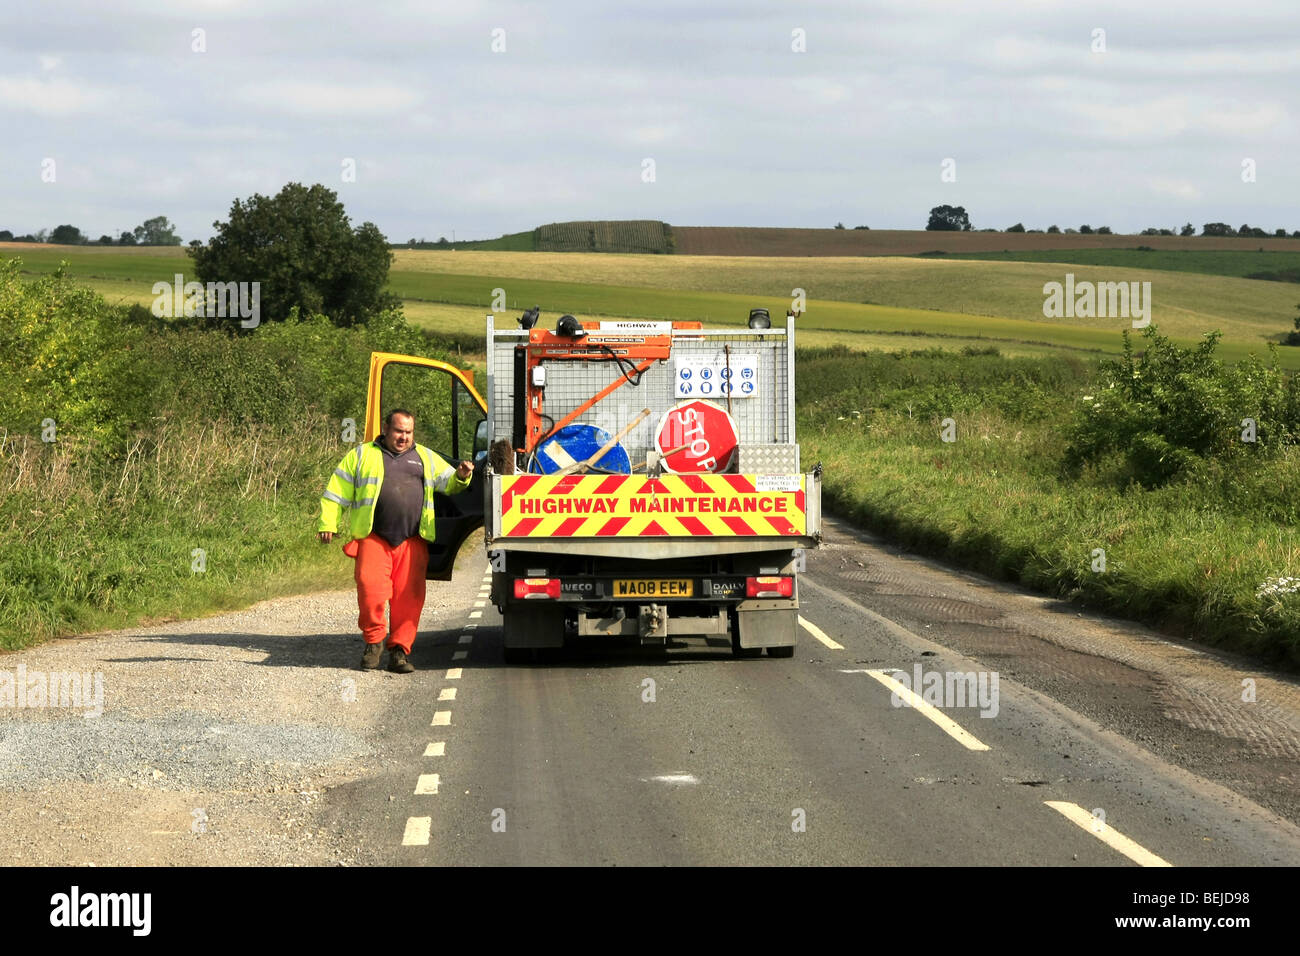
[{"left": 372, "top": 441, "right": 425, "bottom": 547}]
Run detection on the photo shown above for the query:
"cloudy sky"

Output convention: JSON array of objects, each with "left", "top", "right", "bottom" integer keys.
[{"left": 2, "top": 0, "right": 1296, "bottom": 242}]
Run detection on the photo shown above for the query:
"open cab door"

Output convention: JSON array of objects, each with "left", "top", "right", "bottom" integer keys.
[{"left": 364, "top": 352, "right": 489, "bottom": 581}]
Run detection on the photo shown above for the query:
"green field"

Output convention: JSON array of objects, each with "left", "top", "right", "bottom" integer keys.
[
  {"left": 8, "top": 242, "right": 1300, "bottom": 368},
  {"left": 935, "top": 247, "right": 1300, "bottom": 281}
]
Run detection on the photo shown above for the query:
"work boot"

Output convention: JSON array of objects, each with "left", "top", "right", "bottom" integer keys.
[
  {"left": 388, "top": 647, "right": 415, "bottom": 674},
  {"left": 361, "top": 642, "right": 384, "bottom": 670}
]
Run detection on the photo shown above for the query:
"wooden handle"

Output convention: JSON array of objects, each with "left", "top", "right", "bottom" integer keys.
[
  {"left": 555, "top": 408, "right": 651, "bottom": 476},
  {"left": 630, "top": 442, "right": 690, "bottom": 473}
]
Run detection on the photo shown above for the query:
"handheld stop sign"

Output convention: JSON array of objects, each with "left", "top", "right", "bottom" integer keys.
[{"left": 655, "top": 400, "right": 739, "bottom": 473}]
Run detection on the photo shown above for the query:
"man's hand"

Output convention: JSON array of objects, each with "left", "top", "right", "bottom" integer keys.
[
  {"left": 317, "top": 531, "right": 334, "bottom": 544},
  {"left": 456, "top": 459, "right": 473, "bottom": 480}
]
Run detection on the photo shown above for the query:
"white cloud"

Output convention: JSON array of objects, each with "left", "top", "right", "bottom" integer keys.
[
  {"left": 235, "top": 80, "right": 422, "bottom": 115},
  {"left": 1148, "top": 178, "right": 1202, "bottom": 201},
  {"left": 0, "top": 76, "right": 109, "bottom": 114}
]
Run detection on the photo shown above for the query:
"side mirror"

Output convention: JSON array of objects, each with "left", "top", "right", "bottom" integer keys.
[{"left": 472, "top": 418, "right": 489, "bottom": 461}]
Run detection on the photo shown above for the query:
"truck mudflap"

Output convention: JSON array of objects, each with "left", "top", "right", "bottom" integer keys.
[{"left": 492, "top": 472, "right": 814, "bottom": 539}]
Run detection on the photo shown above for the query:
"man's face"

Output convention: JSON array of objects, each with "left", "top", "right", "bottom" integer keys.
[{"left": 383, "top": 414, "right": 415, "bottom": 453}]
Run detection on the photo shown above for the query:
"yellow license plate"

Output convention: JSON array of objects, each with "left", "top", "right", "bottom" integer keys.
[{"left": 613, "top": 579, "right": 694, "bottom": 598}]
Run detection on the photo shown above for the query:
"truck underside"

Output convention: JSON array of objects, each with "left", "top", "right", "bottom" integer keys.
[{"left": 490, "top": 547, "right": 803, "bottom": 660}]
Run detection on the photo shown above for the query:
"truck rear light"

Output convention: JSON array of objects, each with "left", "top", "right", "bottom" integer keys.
[
  {"left": 514, "top": 577, "right": 561, "bottom": 599},
  {"left": 746, "top": 576, "right": 793, "bottom": 598}
]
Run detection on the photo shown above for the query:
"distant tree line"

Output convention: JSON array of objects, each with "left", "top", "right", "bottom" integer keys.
[
  {"left": 0, "top": 216, "right": 182, "bottom": 246},
  {"left": 922, "top": 207, "right": 1300, "bottom": 238}
]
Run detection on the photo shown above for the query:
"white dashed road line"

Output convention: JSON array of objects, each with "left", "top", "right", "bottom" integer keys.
[
  {"left": 458, "top": 634, "right": 473, "bottom": 644},
  {"left": 845, "top": 669, "right": 991, "bottom": 752},
  {"left": 445, "top": 668, "right": 462, "bottom": 680},
  {"left": 799, "top": 616, "right": 843, "bottom": 650},
  {"left": 415, "top": 774, "right": 440, "bottom": 795},
  {"left": 469, "top": 611, "right": 482, "bottom": 619},
  {"left": 425, "top": 741, "right": 445, "bottom": 757},
  {"left": 438, "top": 687, "right": 457, "bottom": 701},
  {"left": 431, "top": 711, "right": 452, "bottom": 726},
  {"left": 402, "top": 817, "right": 431, "bottom": 846},
  {"left": 1044, "top": 801, "right": 1172, "bottom": 867},
  {"left": 452, "top": 650, "right": 468, "bottom": 661}
]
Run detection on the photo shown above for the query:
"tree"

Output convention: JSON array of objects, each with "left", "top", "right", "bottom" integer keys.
[
  {"left": 50, "top": 224, "right": 85, "bottom": 244},
  {"left": 118, "top": 231, "right": 138, "bottom": 246},
  {"left": 1180, "top": 223, "right": 1195, "bottom": 236},
  {"left": 0, "top": 230, "right": 12, "bottom": 241},
  {"left": 926, "top": 205, "right": 972, "bottom": 231},
  {"left": 188, "top": 182, "right": 397, "bottom": 326},
  {"left": 853, "top": 225, "right": 870, "bottom": 230},
  {"left": 1287, "top": 302, "right": 1300, "bottom": 346},
  {"left": 1079, "top": 225, "right": 1094, "bottom": 234},
  {"left": 33, "top": 228, "right": 49, "bottom": 243},
  {"left": 97, "top": 234, "right": 114, "bottom": 245},
  {"left": 1202, "top": 222, "right": 1233, "bottom": 236},
  {"left": 1097, "top": 226, "right": 1112, "bottom": 235},
  {"left": 833, "top": 222, "right": 845, "bottom": 230},
  {"left": 132, "top": 215, "right": 181, "bottom": 246},
  {"left": 1005, "top": 222, "right": 1025, "bottom": 233},
  {"left": 1047, "top": 225, "right": 1060, "bottom": 234},
  {"left": 1276, "top": 229, "right": 1289, "bottom": 237}
]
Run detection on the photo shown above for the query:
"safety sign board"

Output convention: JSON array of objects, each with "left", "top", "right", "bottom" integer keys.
[
  {"left": 498, "top": 474, "right": 807, "bottom": 538},
  {"left": 675, "top": 353, "right": 759, "bottom": 399}
]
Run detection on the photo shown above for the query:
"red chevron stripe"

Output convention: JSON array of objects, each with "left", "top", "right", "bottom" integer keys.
[
  {"left": 795, "top": 488, "right": 805, "bottom": 513},
  {"left": 595, "top": 517, "right": 630, "bottom": 537},
  {"left": 766, "top": 516, "right": 797, "bottom": 535},
  {"left": 724, "top": 474, "right": 756, "bottom": 494},
  {"left": 554, "top": 517, "right": 587, "bottom": 537},
  {"left": 551, "top": 474, "right": 585, "bottom": 495},
  {"left": 677, "top": 516, "right": 711, "bottom": 536},
  {"left": 507, "top": 517, "right": 543, "bottom": 537},
  {"left": 593, "top": 475, "right": 628, "bottom": 495},
  {"left": 641, "top": 520, "right": 668, "bottom": 536},
  {"left": 721, "top": 516, "right": 756, "bottom": 536}
]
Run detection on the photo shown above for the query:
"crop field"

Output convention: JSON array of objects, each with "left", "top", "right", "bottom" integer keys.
[
  {"left": 534, "top": 220, "right": 672, "bottom": 254},
  {"left": 934, "top": 247, "right": 1300, "bottom": 281},
  {"left": 670, "top": 226, "right": 1300, "bottom": 257},
  {"left": 9, "top": 242, "right": 1300, "bottom": 368}
]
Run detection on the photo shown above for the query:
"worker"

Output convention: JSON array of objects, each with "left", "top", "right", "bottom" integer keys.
[{"left": 317, "top": 408, "right": 473, "bottom": 673}]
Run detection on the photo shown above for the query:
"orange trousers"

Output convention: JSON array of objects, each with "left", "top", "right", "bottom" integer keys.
[{"left": 355, "top": 534, "right": 428, "bottom": 653}]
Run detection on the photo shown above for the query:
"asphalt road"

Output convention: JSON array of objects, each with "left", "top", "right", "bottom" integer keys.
[{"left": 318, "top": 517, "right": 1300, "bottom": 867}]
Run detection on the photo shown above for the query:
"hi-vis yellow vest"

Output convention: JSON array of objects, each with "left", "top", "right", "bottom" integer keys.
[{"left": 318, "top": 441, "right": 469, "bottom": 541}]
